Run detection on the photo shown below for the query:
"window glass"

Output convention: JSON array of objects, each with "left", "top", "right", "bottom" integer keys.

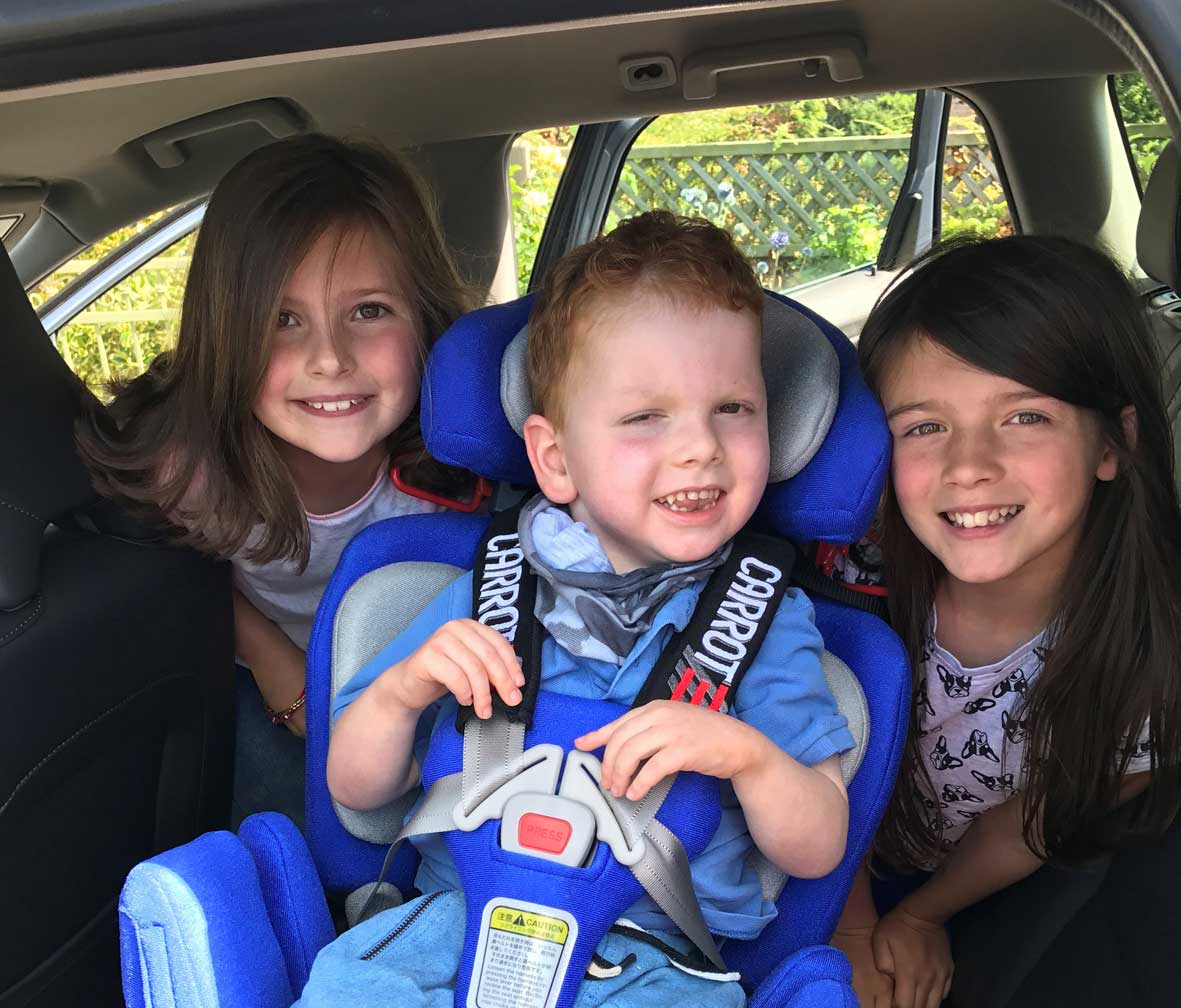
[
  {"left": 1112, "top": 72, "right": 1169, "bottom": 190},
  {"left": 605, "top": 93, "right": 918, "bottom": 292},
  {"left": 30, "top": 218, "right": 195, "bottom": 400},
  {"left": 509, "top": 127, "right": 577, "bottom": 295},
  {"left": 942, "top": 97, "right": 1013, "bottom": 240}
]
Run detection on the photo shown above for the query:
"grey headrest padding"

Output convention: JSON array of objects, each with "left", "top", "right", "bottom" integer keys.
[
  {"left": 331, "top": 560, "right": 467, "bottom": 842},
  {"left": 748, "top": 649, "right": 869, "bottom": 902},
  {"left": 500, "top": 294, "right": 840, "bottom": 483},
  {"left": 1137, "top": 140, "right": 1181, "bottom": 292}
]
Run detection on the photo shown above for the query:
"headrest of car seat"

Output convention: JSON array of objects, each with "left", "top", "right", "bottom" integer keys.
[
  {"left": 497, "top": 294, "right": 839, "bottom": 484},
  {"left": 0, "top": 243, "right": 97, "bottom": 609},
  {"left": 1137, "top": 140, "right": 1181, "bottom": 292},
  {"left": 422, "top": 290, "right": 889, "bottom": 544}
]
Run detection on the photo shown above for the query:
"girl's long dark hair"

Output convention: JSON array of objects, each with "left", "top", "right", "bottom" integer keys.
[
  {"left": 76, "top": 134, "right": 477, "bottom": 569},
  {"left": 859, "top": 235, "right": 1181, "bottom": 869}
]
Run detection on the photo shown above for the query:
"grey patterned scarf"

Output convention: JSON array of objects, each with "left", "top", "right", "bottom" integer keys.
[{"left": 517, "top": 494, "right": 730, "bottom": 666}]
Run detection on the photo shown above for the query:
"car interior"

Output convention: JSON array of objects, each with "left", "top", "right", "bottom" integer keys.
[{"left": 1, "top": 0, "right": 1179, "bottom": 1005}]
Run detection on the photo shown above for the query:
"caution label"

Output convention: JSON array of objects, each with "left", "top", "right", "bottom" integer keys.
[{"left": 468, "top": 899, "right": 578, "bottom": 1008}]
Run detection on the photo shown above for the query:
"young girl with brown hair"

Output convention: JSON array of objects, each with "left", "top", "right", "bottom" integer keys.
[
  {"left": 77, "top": 133, "right": 479, "bottom": 826},
  {"left": 834, "top": 235, "right": 1181, "bottom": 1008}
]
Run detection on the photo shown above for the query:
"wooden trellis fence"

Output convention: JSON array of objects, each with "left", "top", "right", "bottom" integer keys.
[{"left": 608, "top": 128, "right": 1005, "bottom": 258}]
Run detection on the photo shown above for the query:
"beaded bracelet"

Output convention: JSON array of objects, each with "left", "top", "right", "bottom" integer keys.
[{"left": 267, "top": 688, "right": 307, "bottom": 725}]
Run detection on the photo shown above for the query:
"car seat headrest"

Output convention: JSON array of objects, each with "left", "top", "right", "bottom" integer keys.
[
  {"left": 1136, "top": 139, "right": 1181, "bottom": 292},
  {"left": 0, "top": 243, "right": 97, "bottom": 609},
  {"left": 498, "top": 294, "right": 839, "bottom": 484},
  {"left": 422, "top": 289, "right": 889, "bottom": 544}
]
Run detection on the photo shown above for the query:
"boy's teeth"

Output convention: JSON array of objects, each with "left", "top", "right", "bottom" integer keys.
[
  {"left": 945, "top": 505, "right": 1022, "bottom": 528},
  {"left": 658, "top": 488, "right": 721, "bottom": 511}
]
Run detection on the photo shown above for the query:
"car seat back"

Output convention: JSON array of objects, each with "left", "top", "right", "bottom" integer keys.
[{"left": 0, "top": 242, "right": 234, "bottom": 1007}]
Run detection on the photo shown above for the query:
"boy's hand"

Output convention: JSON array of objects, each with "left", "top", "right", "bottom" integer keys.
[
  {"left": 872, "top": 905, "right": 952, "bottom": 1008},
  {"left": 383, "top": 619, "right": 524, "bottom": 719},
  {"left": 573, "top": 699, "right": 763, "bottom": 800}
]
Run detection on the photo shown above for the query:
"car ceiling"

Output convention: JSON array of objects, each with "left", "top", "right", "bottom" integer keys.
[{"left": 0, "top": 0, "right": 1132, "bottom": 283}]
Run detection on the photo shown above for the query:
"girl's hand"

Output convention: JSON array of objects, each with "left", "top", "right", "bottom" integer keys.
[
  {"left": 831, "top": 925, "right": 894, "bottom": 1008},
  {"left": 573, "top": 700, "right": 762, "bottom": 800},
  {"left": 872, "top": 906, "right": 952, "bottom": 1008},
  {"left": 384, "top": 618, "right": 524, "bottom": 719}
]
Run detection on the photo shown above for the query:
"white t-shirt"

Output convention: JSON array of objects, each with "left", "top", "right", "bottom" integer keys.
[
  {"left": 233, "top": 466, "right": 440, "bottom": 653},
  {"left": 916, "top": 612, "right": 1153, "bottom": 864}
]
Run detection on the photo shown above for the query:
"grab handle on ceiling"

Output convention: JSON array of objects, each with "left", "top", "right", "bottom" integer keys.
[
  {"left": 141, "top": 99, "right": 305, "bottom": 169},
  {"left": 682, "top": 34, "right": 865, "bottom": 100}
]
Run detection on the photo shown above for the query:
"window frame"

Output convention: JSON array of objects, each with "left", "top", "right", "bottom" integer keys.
[{"left": 36, "top": 200, "right": 205, "bottom": 337}]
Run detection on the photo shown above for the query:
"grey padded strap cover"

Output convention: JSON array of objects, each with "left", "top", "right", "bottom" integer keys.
[
  {"left": 500, "top": 293, "right": 840, "bottom": 482},
  {"left": 330, "top": 561, "right": 467, "bottom": 842}
]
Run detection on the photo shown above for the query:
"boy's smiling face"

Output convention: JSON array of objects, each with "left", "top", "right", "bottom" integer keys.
[{"left": 524, "top": 291, "right": 769, "bottom": 573}]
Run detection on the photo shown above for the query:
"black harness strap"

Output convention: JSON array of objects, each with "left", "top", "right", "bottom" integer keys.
[
  {"left": 457, "top": 505, "right": 541, "bottom": 731},
  {"left": 631, "top": 531, "right": 795, "bottom": 713}
]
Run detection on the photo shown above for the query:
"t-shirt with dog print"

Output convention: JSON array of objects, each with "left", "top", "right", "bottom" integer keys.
[{"left": 915, "top": 612, "right": 1153, "bottom": 867}]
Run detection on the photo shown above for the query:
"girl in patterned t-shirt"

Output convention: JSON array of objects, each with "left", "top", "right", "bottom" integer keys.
[{"left": 834, "top": 236, "right": 1181, "bottom": 1008}]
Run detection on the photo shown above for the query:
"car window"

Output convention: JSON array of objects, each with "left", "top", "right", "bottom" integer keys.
[
  {"left": 604, "top": 92, "right": 920, "bottom": 293},
  {"left": 509, "top": 126, "right": 577, "bottom": 295},
  {"left": 1112, "top": 71, "right": 1169, "bottom": 191},
  {"left": 942, "top": 96, "right": 1013, "bottom": 240},
  {"left": 29, "top": 214, "right": 195, "bottom": 400}
]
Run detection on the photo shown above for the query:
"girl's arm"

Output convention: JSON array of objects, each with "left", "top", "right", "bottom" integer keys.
[
  {"left": 832, "top": 861, "right": 894, "bottom": 1008},
  {"left": 233, "top": 589, "right": 309, "bottom": 737},
  {"left": 875, "top": 771, "right": 1152, "bottom": 1008},
  {"left": 898, "top": 769, "right": 1152, "bottom": 925}
]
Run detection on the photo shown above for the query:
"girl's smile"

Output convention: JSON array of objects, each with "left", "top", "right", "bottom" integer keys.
[{"left": 293, "top": 394, "right": 375, "bottom": 417}]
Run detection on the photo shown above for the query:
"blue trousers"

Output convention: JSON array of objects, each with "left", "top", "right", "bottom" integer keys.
[
  {"left": 296, "top": 889, "right": 746, "bottom": 1006},
  {"left": 232, "top": 666, "right": 306, "bottom": 830}
]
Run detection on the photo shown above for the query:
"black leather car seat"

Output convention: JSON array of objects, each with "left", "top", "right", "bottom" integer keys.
[{"left": 0, "top": 241, "right": 235, "bottom": 1007}]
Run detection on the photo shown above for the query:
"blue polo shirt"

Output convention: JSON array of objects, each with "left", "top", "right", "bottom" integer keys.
[{"left": 335, "top": 571, "right": 853, "bottom": 940}]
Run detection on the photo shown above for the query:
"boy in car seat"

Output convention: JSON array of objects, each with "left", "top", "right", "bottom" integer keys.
[{"left": 304, "top": 210, "right": 854, "bottom": 1006}]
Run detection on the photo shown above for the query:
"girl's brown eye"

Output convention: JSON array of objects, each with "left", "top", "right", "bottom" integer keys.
[
  {"left": 277, "top": 311, "right": 295, "bottom": 328},
  {"left": 355, "top": 302, "right": 388, "bottom": 321}
]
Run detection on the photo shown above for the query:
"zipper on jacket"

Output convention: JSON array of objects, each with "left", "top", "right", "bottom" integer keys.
[{"left": 359, "top": 890, "right": 444, "bottom": 961}]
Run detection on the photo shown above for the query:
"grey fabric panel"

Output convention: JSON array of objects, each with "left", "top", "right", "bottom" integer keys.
[
  {"left": 330, "top": 561, "right": 467, "bottom": 843},
  {"left": 499, "top": 293, "right": 839, "bottom": 482},
  {"left": 1136, "top": 141, "right": 1181, "bottom": 292},
  {"left": 749, "top": 649, "right": 870, "bottom": 903}
]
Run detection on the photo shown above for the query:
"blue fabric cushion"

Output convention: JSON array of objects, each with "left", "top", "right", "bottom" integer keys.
[
  {"left": 238, "top": 812, "right": 335, "bottom": 997},
  {"left": 119, "top": 830, "right": 293, "bottom": 1008},
  {"left": 419, "top": 292, "right": 888, "bottom": 544}
]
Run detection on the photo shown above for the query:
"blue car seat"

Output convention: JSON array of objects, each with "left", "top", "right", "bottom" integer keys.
[{"left": 118, "top": 291, "right": 909, "bottom": 1007}]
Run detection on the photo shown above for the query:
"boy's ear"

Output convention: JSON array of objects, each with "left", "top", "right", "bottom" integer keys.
[
  {"left": 522, "top": 413, "right": 576, "bottom": 504},
  {"left": 1096, "top": 405, "right": 1137, "bottom": 482}
]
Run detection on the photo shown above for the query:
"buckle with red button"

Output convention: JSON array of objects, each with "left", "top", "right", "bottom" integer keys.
[{"left": 500, "top": 793, "right": 597, "bottom": 867}]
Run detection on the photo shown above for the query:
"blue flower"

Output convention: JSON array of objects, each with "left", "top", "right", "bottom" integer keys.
[
  {"left": 769, "top": 230, "right": 790, "bottom": 249},
  {"left": 680, "top": 186, "right": 706, "bottom": 206},
  {"left": 717, "top": 182, "right": 734, "bottom": 202},
  {"left": 755, "top": 261, "right": 770, "bottom": 275},
  {"left": 801, "top": 246, "right": 814, "bottom": 257}
]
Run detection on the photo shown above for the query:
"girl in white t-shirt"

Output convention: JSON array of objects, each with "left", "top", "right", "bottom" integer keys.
[
  {"left": 77, "top": 134, "right": 482, "bottom": 824},
  {"left": 834, "top": 235, "right": 1181, "bottom": 1008}
]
